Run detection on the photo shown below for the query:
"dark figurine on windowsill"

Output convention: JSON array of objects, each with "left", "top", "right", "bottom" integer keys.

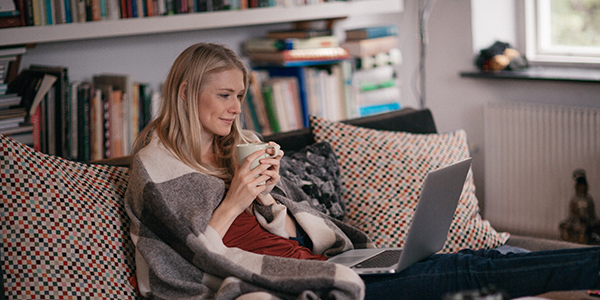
[{"left": 559, "top": 169, "right": 600, "bottom": 244}]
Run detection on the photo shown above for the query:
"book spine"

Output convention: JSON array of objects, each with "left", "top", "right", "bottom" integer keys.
[
  {"left": 138, "top": 82, "right": 152, "bottom": 129},
  {"left": 110, "top": 89, "right": 123, "bottom": 158},
  {"left": 31, "top": 0, "right": 41, "bottom": 25},
  {"left": 102, "top": 91, "right": 111, "bottom": 158},
  {"left": 69, "top": 82, "right": 79, "bottom": 160},
  {"left": 99, "top": 0, "right": 106, "bottom": 18},
  {"left": 342, "top": 36, "right": 398, "bottom": 57},
  {"left": 346, "top": 25, "right": 398, "bottom": 40},
  {"left": 31, "top": 105, "right": 41, "bottom": 151},
  {"left": 63, "top": 0, "right": 72, "bottom": 22},
  {"left": 358, "top": 101, "right": 400, "bottom": 117},
  {"left": 45, "top": 0, "right": 53, "bottom": 24},
  {"left": 23, "top": 0, "right": 35, "bottom": 25},
  {"left": 78, "top": 84, "right": 91, "bottom": 161},
  {"left": 53, "top": 0, "right": 64, "bottom": 23},
  {"left": 130, "top": 0, "right": 137, "bottom": 17},
  {"left": 284, "top": 36, "right": 339, "bottom": 50},
  {"left": 261, "top": 85, "right": 280, "bottom": 133},
  {"left": 90, "top": 88, "right": 103, "bottom": 161},
  {"left": 248, "top": 71, "right": 271, "bottom": 135}
]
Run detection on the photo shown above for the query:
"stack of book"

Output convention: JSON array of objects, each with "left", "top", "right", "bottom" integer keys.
[
  {"left": 342, "top": 24, "right": 403, "bottom": 117},
  {"left": 0, "top": 86, "right": 29, "bottom": 144},
  {"left": 244, "top": 28, "right": 350, "bottom": 67},
  {"left": 6, "top": 66, "right": 155, "bottom": 161}
]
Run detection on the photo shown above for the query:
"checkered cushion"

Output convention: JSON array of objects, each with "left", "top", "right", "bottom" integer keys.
[
  {"left": 310, "top": 116, "right": 509, "bottom": 253},
  {"left": 0, "top": 134, "right": 137, "bottom": 299}
]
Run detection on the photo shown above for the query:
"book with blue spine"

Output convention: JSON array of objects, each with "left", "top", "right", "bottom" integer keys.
[
  {"left": 359, "top": 101, "right": 400, "bottom": 117},
  {"left": 345, "top": 24, "right": 398, "bottom": 40}
]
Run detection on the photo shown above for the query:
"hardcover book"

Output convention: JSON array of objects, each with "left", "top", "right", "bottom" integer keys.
[
  {"left": 345, "top": 24, "right": 398, "bottom": 40},
  {"left": 247, "top": 47, "right": 350, "bottom": 65},
  {"left": 266, "top": 28, "right": 332, "bottom": 40},
  {"left": 341, "top": 36, "right": 398, "bottom": 57}
]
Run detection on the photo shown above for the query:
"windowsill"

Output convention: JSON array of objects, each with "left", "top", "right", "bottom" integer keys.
[{"left": 460, "top": 66, "right": 600, "bottom": 83}]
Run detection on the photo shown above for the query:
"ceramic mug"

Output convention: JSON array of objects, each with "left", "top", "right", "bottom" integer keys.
[{"left": 236, "top": 142, "right": 280, "bottom": 184}]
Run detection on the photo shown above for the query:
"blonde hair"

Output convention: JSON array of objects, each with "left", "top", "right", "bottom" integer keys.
[{"left": 132, "top": 43, "right": 256, "bottom": 182}]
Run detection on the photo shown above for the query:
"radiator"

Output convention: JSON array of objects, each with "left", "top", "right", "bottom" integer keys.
[{"left": 484, "top": 102, "right": 600, "bottom": 239}]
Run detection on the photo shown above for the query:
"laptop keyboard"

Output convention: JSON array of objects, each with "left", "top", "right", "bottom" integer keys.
[{"left": 352, "top": 249, "right": 403, "bottom": 269}]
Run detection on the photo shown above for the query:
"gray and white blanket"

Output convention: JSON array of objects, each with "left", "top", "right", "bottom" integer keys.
[{"left": 124, "top": 136, "right": 375, "bottom": 300}]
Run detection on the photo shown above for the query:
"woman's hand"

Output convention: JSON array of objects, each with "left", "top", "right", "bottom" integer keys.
[
  {"left": 209, "top": 149, "right": 272, "bottom": 237},
  {"left": 257, "top": 141, "right": 284, "bottom": 199}
]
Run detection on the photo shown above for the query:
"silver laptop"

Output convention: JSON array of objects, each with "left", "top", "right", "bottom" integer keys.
[{"left": 327, "top": 158, "right": 472, "bottom": 275}]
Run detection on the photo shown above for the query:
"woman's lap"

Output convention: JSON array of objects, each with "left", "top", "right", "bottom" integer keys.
[{"left": 362, "top": 247, "right": 600, "bottom": 300}]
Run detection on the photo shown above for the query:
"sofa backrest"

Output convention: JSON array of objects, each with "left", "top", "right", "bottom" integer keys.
[{"left": 262, "top": 108, "right": 437, "bottom": 152}]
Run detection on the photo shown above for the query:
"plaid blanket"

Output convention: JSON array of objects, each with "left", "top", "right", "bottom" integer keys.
[{"left": 124, "top": 136, "right": 374, "bottom": 299}]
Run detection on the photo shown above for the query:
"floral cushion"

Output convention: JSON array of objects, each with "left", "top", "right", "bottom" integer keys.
[
  {"left": 0, "top": 134, "right": 137, "bottom": 299},
  {"left": 310, "top": 115, "right": 510, "bottom": 253}
]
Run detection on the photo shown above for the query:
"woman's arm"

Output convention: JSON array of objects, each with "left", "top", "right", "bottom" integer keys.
[
  {"left": 208, "top": 149, "right": 273, "bottom": 238},
  {"left": 256, "top": 193, "right": 297, "bottom": 238}
]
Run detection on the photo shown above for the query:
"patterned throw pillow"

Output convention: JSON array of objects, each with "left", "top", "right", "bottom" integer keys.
[
  {"left": 0, "top": 135, "right": 137, "bottom": 299},
  {"left": 280, "top": 142, "right": 345, "bottom": 220},
  {"left": 310, "top": 116, "right": 510, "bottom": 253}
]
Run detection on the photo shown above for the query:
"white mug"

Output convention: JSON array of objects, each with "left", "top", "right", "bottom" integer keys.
[{"left": 236, "top": 142, "right": 280, "bottom": 184}]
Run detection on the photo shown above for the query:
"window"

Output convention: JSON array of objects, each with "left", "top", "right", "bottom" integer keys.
[{"left": 525, "top": 0, "right": 600, "bottom": 64}]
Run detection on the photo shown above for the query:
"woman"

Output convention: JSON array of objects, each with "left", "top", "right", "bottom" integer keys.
[{"left": 125, "top": 43, "right": 599, "bottom": 300}]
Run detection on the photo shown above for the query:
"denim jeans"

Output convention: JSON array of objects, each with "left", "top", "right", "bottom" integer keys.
[{"left": 362, "top": 247, "right": 600, "bottom": 300}]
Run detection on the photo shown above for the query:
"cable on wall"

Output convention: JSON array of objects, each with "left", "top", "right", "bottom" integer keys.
[{"left": 415, "top": 0, "right": 438, "bottom": 109}]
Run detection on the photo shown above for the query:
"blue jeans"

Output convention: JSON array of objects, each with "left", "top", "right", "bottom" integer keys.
[{"left": 362, "top": 247, "right": 600, "bottom": 300}]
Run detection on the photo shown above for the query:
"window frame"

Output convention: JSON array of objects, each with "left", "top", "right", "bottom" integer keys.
[{"left": 521, "top": 0, "right": 600, "bottom": 65}]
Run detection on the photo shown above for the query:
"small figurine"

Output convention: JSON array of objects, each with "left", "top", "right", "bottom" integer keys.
[{"left": 559, "top": 169, "right": 599, "bottom": 244}]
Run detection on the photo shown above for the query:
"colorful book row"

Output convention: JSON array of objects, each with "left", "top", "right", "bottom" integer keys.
[
  {"left": 5, "top": 66, "right": 156, "bottom": 161},
  {"left": 2, "top": 0, "right": 344, "bottom": 27}
]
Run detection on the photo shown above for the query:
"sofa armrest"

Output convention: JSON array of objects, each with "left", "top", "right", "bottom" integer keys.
[{"left": 505, "top": 234, "right": 589, "bottom": 252}]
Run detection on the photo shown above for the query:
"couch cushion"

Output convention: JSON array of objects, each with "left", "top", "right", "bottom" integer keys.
[
  {"left": 0, "top": 134, "right": 137, "bottom": 299},
  {"left": 279, "top": 142, "right": 345, "bottom": 220},
  {"left": 310, "top": 115, "right": 510, "bottom": 253}
]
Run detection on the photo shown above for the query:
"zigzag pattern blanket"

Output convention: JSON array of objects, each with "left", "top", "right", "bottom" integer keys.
[{"left": 124, "top": 136, "right": 374, "bottom": 299}]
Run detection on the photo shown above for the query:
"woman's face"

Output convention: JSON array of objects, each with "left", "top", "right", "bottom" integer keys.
[{"left": 197, "top": 68, "right": 245, "bottom": 139}]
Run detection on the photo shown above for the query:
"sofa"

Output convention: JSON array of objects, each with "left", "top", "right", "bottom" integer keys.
[{"left": 0, "top": 107, "right": 587, "bottom": 300}]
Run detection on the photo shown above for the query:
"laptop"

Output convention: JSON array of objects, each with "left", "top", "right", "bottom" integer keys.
[{"left": 327, "top": 158, "right": 472, "bottom": 275}]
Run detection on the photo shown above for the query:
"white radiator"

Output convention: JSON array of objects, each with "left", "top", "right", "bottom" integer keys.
[{"left": 484, "top": 102, "right": 600, "bottom": 239}]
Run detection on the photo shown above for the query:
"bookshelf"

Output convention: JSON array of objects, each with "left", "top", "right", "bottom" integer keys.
[{"left": 0, "top": 0, "right": 404, "bottom": 47}]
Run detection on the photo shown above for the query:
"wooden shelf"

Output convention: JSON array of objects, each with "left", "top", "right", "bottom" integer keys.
[{"left": 0, "top": 0, "right": 403, "bottom": 47}]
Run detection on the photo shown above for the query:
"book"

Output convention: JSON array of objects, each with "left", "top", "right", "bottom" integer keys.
[
  {"left": 93, "top": 73, "right": 133, "bottom": 156},
  {"left": 0, "top": 0, "right": 24, "bottom": 28},
  {"left": 266, "top": 28, "right": 332, "bottom": 39},
  {"left": 261, "top": 84, "right": 280, "bottom": 133},
  {"left": 77, "top": 82, "right": 92, "bottom": 161},
  {"left": 345, "top": 24, "right": 398, "bottom": 40},
  {"left": 0, "top": 93, "right": 21, "bottom": 109},
  {"left": 29, "top": 74, "right": 57, "bottom": 113},
  {"left": 30, "top": 65, "right": 69, "bottom": 158},
  {"left": 261, "top": 66, "right": 310, "bottom": 127},
  {"left": 341, "top": 36, "right": 398, "bottom": 57},
  {"left": 358, "top": 101, "right": 400, "bottom": 117},
  {"left": 69, "top": 81, "right": 79, "bottom": 160},
  {"left": 243, "top": 36, "right": 339, "bottom": 52},
  {"left": 248, "top": 70, "right": 271, "bottom": 135},
  {"left": 247, "top": 47, "right": 350, "bottom": 65},
  {"left": 90, "top": 87, "right": 103, "bottom": 160},
  {"left": 357, "top": 85, "right": 401, "bottom": 106}
]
